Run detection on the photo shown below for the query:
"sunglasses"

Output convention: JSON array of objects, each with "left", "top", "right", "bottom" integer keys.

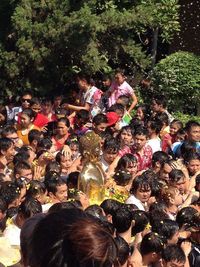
[{"left": 21, "top": 98, "right": 31, "bottom": 103}]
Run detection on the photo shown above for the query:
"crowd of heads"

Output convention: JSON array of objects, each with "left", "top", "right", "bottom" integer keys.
[{"left": 0, "top": 70, "right": 199, "bottom": 266}]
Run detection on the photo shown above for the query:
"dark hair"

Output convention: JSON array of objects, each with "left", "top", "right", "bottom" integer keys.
[
  {"left": 130, "top": 175, "right": 152, "bottom": 195},
  {"left": 30, "top": 97, "right": 41, "bottom": 107},
  {"left": 134, "top": 126, "right": 148, "bottom": 137},
  {"left": 131, "top": 210, "right": 149, "bottom": 236},
  {"left": 0, "top": 137, "right": 14, "bottom": 155},
  {"left": 115, "top": 236, "right": 130, "bottom": 265},
  {"left": 1, "top": 125, "right": 17, "bottom": 137},
  {"left": 117, "top": 95, "right": 130, "bottom": 107},
  {"left": 44, "top": 176, "right": 66, "bottom": 195},
  {"left": 169, "top": 169, "right": 185, "bottom": 184},
  {"left": 0, "top": 198, "right": 7, "bottom": 213},
  {"left": 185, "top": 120, "right": 200, "bottom": 132},
  {"left": 38, "top": 138, "right": 52, "bottom": 150},
  {"left": 152, "top": 219, "right": 179, "bottom": 241},
  {"left": 152, "top": 151, "right": 169, "bottom": 168},
  {"left": 21, "top": 90, "right": 33, "bottom": 98},
  {"left": 184, "top": 151, "right": 200, "bottom": 164},
  {"left": 56, "top": 117, "right": 70, "bottom": 128},
  {"left": 118, "top": 125, "right": 134, "bottom": 139},
  {"left": 18, "top": 197, "right": 42, "bottom": 219},
  {"left": 136, "top": 104, "right": 151, "bottom": 122},
  {"left": 109, "top": 103, "right": 124, "bottom": 114},
  {"left": 21, "top": 108, "right": 36, "bottom": 120},
  {"left": 147, "top": 119, "right": 162, "bottom": 134},
  {"left": 113, "top": 170, "right": 132, "bottom": 186},
  {"left": 14, "top": 161, "right": 32, "bottom": 177},
  {"left": 26, "top": 180, "right": 46, "bottom": 199},
  {"left": 153, "top": 95, "right": 167, "bottom": 108},
  {"left": 115, "top": 153, "right": 137, "bottom": 173},
  {"left": 76, "top": 72, "right": 91, "bottom": 84},
  {"left": 13, "top": 152, "right": 30, "bottom": 165},
  {"left": 140, "top": 232, "right": 165, "bottom": 256},
  {"left": 112, "top": 205, "right": 133, "bottom": 233},
  {"left": 154, "top": 112, "right": 169, "bottom": 127},
  {"left": 93, "top": 113, "right": 108, "bottom": 125},
  {"left": 180, "top": 141, "right": 198, "bottom": 160},
  {"left": 76, "top": 109, "right": 90, "bottom": 124},
  {"left": 100, "top": 199, "right": 122, "bottom": 217},
  {"left": 85, "top": 204, "right": 105, "bottom": 220},
  {"left": 67, "top": 171, "right": 79, "bottom": 189},
  {"left": 48, "top": 201, "right": 82, "bottom": 213},
  {"left": 176, "top": 207, "right": 198, "bottom": 228},
  {"left": 28, "top": 129, "right": 42, "bottom": 144},
  {"left": 45, "top": 161, "right": 61, "bottom": 175},
  {"left": 0, "top": 182, "right": 20, "bottom": 206},
  {"left": 162, "top": 245, "right": 186, "bottom": 264},
  {"left": 103, "top": 138, "right": 120, "bottom": 153},
  {"left": 149, "top": 209, "right": 169, "bottom": 231}
]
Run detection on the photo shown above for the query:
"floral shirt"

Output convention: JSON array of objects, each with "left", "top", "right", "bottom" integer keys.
[{"left": 131, "top": 144, "right": 153, "bottom": 171}]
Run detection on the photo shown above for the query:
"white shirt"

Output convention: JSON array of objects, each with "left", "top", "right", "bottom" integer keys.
[
  {"left": 3, "top": 215, "right": 20, "bottom": 246},
  {"left": 125, "top": 195, "right": 145, "bottom": 211},
  {"left": 147, "top": 138, "right": 161, "bottom": 153}
]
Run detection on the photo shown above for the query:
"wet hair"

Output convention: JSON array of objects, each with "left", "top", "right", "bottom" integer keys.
[
  {"left": 18, "top": 197, "right": 42, "bottom": 219},
  {"left": 112, "top": 205, "right": 133, "bottom": 233},
  {"left": 100, "top": 199, "right": 122, "bottom": 217},
  {"left": 176, "top": 207, "right": 198, "bottom": 228},
  {"left": 152, "top": 219, "right": 179, "bottom": 241},
  {"left": 130, "top": 175, "right": 152, "bottom": 195},
  {"left": 162, "top": 245, "right": 186, "bottom": 264},
  {"left": 115, "top": 236, "right": 130, "bottom": 265},
  {"left": 130, "top": 117, "right": 144, "bottom": 131},
  {"left": 93, "top": 113, "right": 108, "bottom": 125},
  {"left": 115, "top": 153, "right": 137, "bottom": 173},
  {"left": 169, "top": 169, "right": 185, "bottom": 184},
  {"left": 140, "top": 232, "right": 165, "bottom": 256},
  {"left": 113, "top": 170, "right": 132, "bottom": 186},
  {"left": 131, "top": 210, "right": 149, "bottom": 236},
  {"left": 118, "top": 125, "right": 134, "bottom": 140},
  {"left": 158, "top": 186, "right": 177, "bottom": 206},
  {"left": 152, "top": 151, "right": 169, "bottom": 168},
  {"left": 149, "top": 209, "right": 169, "bottom": 230},
  {"left": 103, "top": 138, "right": 120, "bottom": 153},
  {"left": 28, "top": 129, "right": 42, "bottom": 144}
]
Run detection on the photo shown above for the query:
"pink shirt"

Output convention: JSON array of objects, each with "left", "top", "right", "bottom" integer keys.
[{"left": 108, "top": 81, "right": 134, "bottom": 107}]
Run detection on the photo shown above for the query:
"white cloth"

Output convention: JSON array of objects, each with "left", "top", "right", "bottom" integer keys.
[
  {"left": 125, "top": 195, "right": 145, "bottom": 210},
  {"left": 147, "top": 138, "right": 161, "bottom": 153},
  {"left": 3, "top": 215, "right": 20, "bottom": 246}
]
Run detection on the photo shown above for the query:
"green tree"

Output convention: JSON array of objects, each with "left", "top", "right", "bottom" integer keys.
[
  {"left": 0, "top": 0, "right": 180, "bottom": 95},
  {"left": 150, "top": 51, "right": 200, "bottom": 115}
]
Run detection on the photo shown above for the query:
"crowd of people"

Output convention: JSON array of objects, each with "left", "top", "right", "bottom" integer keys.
[{"left": 0, "top": 69, "right": 199, "bottom": 267}]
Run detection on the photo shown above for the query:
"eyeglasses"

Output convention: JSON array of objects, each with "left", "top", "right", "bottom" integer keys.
[{"left": 21, "top": 98, "right": 31, "bottom": 103}]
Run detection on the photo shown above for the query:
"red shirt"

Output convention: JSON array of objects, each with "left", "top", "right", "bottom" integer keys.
[
  {"left": 131, "top": 144, "right": 153, "bottom": 171},
  {"left": 33, "top": 113, "right": 49, "bottom": 128}
]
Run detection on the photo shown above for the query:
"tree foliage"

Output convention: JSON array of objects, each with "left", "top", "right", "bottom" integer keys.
[
  {"left": 0, "top": 0, "right": 180, "bottom": 95},
  {"left": 150, "top": 51, "right": 200, "bottom": 114}
]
